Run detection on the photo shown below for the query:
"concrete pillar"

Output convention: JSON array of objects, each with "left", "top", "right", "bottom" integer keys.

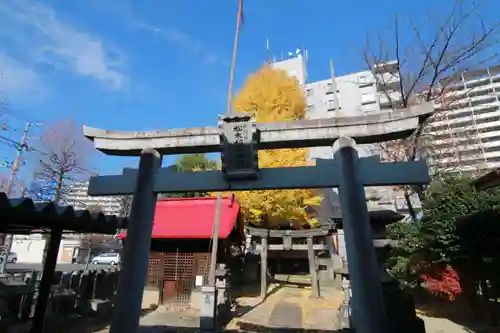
[
  {"left": 260, "top": 236, "right": 268, "bottom": 300},
  {"left": 33, "top": 228, "right": 62, "bottom": 333},
  {"left": 325, "top": 235, "right": 339, "bottom": 272},
  {"left": 333, "top": 137, "right": 387, "bottom": 333},
  {"left": 307, "top": 236, "right": 320, "bottom": 298},
  {"left": 109, "top": 148, "right": 162, "bottom": 333}
]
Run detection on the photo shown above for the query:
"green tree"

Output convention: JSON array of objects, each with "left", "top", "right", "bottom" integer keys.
[
  {"left": 175, "top": 154, "right": 217, "bottom": 172},
  {"left": 159, "top": 154, "right": 218, "bottom": 199},
  {"left": 388, "top": 174, "right": 500, "bottom": 280}
]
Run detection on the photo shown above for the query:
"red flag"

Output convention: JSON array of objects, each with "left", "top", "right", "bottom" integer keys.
[{"left": 239, "top": 0, "right": 244, "bottom": 26}]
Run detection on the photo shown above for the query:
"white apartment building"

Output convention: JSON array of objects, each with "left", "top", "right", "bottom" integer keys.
[
  {"left": 271, "top": 54, "right": 401, "bottom": 158},
  {"left": 426, "top": 65, "right": 500, "bottom": 175},
  {"left": 271, "top": 53, "right": 416, "bottom": 213},
  {"left": 63, "top": 181, "right": 124, "bottom": 216}
]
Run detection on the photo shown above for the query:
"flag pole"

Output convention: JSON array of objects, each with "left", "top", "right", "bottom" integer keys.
[
  {"left": 211, "top": 0, "right": 244, "bottom": 285},
  {"left": 203, "top": 2, "right": 245, "bottom": 331},
  {"left": 225, "top": 0, "right": 244, "bottom": 117}
]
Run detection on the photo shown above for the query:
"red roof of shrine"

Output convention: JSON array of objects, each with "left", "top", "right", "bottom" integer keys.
[{"left": 117, "top": 196, "right": 241, "bottom": 239}]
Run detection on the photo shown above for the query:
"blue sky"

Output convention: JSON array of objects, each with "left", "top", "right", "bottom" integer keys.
[{"left": 0, "top": 0, "right": 498, "bottom": 184}]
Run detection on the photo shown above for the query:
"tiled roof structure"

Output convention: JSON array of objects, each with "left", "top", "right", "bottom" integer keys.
[{"left": 0, "top": 193, "right": 127, "bottom": 235}]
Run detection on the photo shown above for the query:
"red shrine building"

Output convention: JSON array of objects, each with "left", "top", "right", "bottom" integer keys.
[{"left": 117, "top": 196, "right": 244, "bottom": 310}]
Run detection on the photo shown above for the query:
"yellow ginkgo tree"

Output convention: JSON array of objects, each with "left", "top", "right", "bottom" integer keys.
[{"left": 232, "top": 66, "right": 321, "bottom": 229}]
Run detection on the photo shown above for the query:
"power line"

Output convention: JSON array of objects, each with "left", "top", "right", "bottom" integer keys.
[{"left": 0, "top": 121, "right": 44, "bottom": 273}]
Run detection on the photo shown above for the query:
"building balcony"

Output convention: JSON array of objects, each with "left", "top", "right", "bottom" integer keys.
[
  {"left": 378, "top": 92, "right": 403, "bottom": 108},
  {"left": 373, "top": 60, "right": 399, "bottom": 74},
  {"left": 376, "top": 78, "right": 400, "bottom": 93}
]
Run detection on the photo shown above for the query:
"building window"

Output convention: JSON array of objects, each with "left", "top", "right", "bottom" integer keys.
[
  {"left": 327, "top": 102, "right": 338, "bottom": 111},
  {"left": 307, "top": 89, "right": 313, "bottom": 97},
  {"left": 307, "top": 105, "right": 315, "bottom": 113},
  {"left": 361, "top": 92, "right": 376, "bottom": 104}
]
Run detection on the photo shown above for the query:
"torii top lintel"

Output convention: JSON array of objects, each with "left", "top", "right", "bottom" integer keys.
[{"left": 83, "top": 103, "right": 433, "bottom": 156}]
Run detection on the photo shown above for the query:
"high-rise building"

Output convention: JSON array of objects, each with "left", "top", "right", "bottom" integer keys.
[
  {"left": 425, "top": 65, "right": 500, "bottom": 175},
  {"left": 63, "top": 181, "right": 124, "bottom": 216},
  {"left": 271, "top": 53, "right": 411, "bottom": 213},
  {"left": 271, "top": 54, "right": 402, "bottom": 160}
]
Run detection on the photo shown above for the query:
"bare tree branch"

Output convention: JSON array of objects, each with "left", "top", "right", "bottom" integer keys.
[
  {"left": 117, "top": 195, "right": 132, "bottom": 218},
  {"left": 31, "top": 119, "right": 96, "bottom": 204},
  {"left": 365, "top": 0, "right": 499, "bottom": 193}
]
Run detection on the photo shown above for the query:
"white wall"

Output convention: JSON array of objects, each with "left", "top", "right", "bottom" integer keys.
[
  {"left": 11, "top": 235, "right": 45, "bottom": 263},
  {"left": 10, "top": 234, "right": 82, "bottom": 264}
]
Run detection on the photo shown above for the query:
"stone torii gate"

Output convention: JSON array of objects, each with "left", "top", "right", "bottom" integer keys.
[{"left": 83, "top": 104, "right": 433, "bottom": 333}]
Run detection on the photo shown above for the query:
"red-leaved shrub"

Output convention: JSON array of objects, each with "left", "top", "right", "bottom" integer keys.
[{"left": 421, "top": 266, "right": 462, "bottom": 300}]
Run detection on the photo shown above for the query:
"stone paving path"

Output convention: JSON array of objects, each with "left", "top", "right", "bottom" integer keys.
[
  {"left": 267, "top": 301, "right": 303, "bottom": 328},
  {"left": 227, "top": 284, "right": 344, "bottom": 331},
  {"left": 93, "top": 310, "right": 200, "bottom": 333}
]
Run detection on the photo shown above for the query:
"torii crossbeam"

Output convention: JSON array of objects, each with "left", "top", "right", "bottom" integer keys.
[{"left": 88, "top": 157, "right": 429, "bottom": 195}]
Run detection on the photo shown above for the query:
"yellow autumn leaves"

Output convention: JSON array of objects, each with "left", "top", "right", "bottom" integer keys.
[{"left": 231, "top": 66, "right": 321, "bottom": 229}]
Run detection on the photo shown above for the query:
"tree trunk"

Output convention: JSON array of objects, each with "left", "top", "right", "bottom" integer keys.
[
  {"left": 404, "top": 187, "right": 417, "bottom": 221},
  {"left": 41, "top": 172, "right": 64, "bottom": 265}
]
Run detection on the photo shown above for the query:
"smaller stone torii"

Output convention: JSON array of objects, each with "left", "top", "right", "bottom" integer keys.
[
  {"left": 83, "top": 104, "right": 433, "bottom": 333},
  {"left": 246, "top": 226, "right": 333, "bottom": 300}
]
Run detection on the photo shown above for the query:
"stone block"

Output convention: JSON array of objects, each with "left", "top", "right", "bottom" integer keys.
[
  {"left": 190, "top": 289, "right": 202, "bottom": 311},
  {"left": 141, "top": 288, "right": 160, "bottom": 310},
  {"left": 89, "top": 299, "right": 113, "bottom": 317}
]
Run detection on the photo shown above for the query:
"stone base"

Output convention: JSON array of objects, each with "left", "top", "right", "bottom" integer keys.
[
  {"left": 382, "top": 281, "right": 426, "bottom": 333},
  {"left": 5, "top": 320, "right": 32, "bottom": 333},
  {"left": 190, "top": 289, "right": 203, "bottom": 311},
  {"left": 199, "top": 286, "right": 217, "bottom": 333},
  {"left": 90, "top": 299, "right": 113, "bottom": 317},
  {"left": 337, "top": 303, "right": 352, "bottom": 329},
  {"left": 141, "top": 288, "right": 160, "bottom": 310},
  {"left": 76, "top": 298, "right": 113, "bottom": 317}
]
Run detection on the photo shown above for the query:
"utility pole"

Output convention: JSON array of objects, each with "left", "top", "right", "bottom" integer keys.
[
  {"left": 0, "top": 121, "right": 43, "bottom": 274},
  {"left": 5, "top": 122, "right": 33, "bottom": 195}
]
